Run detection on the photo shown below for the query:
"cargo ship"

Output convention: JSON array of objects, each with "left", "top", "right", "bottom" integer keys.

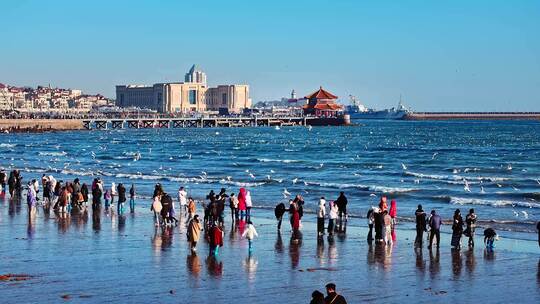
[{"left": 345, "top": 95, "right": 411, "bottom": 120}]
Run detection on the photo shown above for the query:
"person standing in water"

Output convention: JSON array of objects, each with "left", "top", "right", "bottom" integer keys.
[
  {"left": 383, "top": 210, "right": 392, "bottom": 245},
  {"left": 317, "top": 197, "right": 326, "bottom": 237},
  {"left": 414, "top": 205, "right": 427, "bottom": 247},
  {"left": 187, "top": 197, "right": 196, "bottom": 224},
  {"left": 328, "top": 201, "right": 338, "bottom": 236},
  {"left": 537, "top": 221, "right": 540, "bottom": 247},
  {"left": 178, "top": 186, "right": 187, "bottom": 216},
  {"left": 242, "top": 220, "right": 259, "bottom": 254},
  {"left": 117, "top": 183, "right": 126, "bottom": 214},
  {"left": 229, "top": 193, "right": 239, "bottom": 222},
  {"left": 274, "top": 202, "right": 286, "bottom": 231},
  {"left": 335, "top": 192, "right": 348, "bottom": 223},
  {"left": 104, "top": 189, "right": 112, "bottom": 211},
  {"left": 389, "top": 200, "right": 397, "bottom": 228},
  {"left": 129, "top": 184, "right": 136, "bottom": 213},
  {"left": 451, "top": 209, "right": 464, "bottom": 250},
  {"left": 151, "top": 194, "right": 162, "bottom": 227},
  {"left": 367, "top": 207, "right": 375, "bottom": 242},
  {"left": 465, "top": 209, "right": 477, "bottom": 247},
  {"left": 245, "top": 189, "right": 253, "bottom": 219},
  {"left": 0, "top": 169, "right": 6, "bottom": 196},
  {"left": 110, "top": 182, "right": 117, "bottom": 210},
  {"left": 187, "top": 215, "right": 202, "bottom": 252},
  {"left": 208, "top": 223, "right": 224, "bottom": 256},
  {"left": 428, "top": 210, "right": 442, "bottom": 249},
  {"left": 238, "top": 188, "right": 247, "bottom": 219}
]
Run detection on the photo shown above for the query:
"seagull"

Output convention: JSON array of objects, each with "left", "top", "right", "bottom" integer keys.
[
  {"left": 463, "top": 179, "right": 471, "bottom": 192},
  {"left": 512, "top": 186, "right": 520, "bottom": 191},
  {"left": 536, "top": 179, "right": 540, "bottom": 185},
  {"left": 432, "top": 152, "right": 438, "bottom": 160},
  {"left": 283, "top": 188, "right": 291, "bottom": 198},
  {"left": 480, "top": 186, "right": 485, "bottom": 194},
  {"left": 201, "top": 171, "right": 207, "bottom": 176},
  {"left": 188, "top": 154, "right": 192, "bottom": 159},
  {"left": 292, "top": 178, "right": 298, "bottom": 184},
  {"left": 521, "top": 211, "right": 529, "bottom": 219},
  {"left": 249, "top": 173, "right": 256, "bottom": 179},
  {"left": 266, "top": 175, "right": 271, "bottom": 180},
  {"left": 401, "top": 163, "right": 407, "bottom": 170},
  {"left": 497, "top": 183, "right": 502, "bottom": 188},
  {"left": 512, "top": 210, "right": 519, "bottom": 217},
  {"left": 226, "top": 176, "right": 232, "bottom": 181},
  {"left": 319, "top": 163, "right": 324, "bottom": 168},
  {"left": 270, "top": 169, "right": 275, "bottom": 174}
]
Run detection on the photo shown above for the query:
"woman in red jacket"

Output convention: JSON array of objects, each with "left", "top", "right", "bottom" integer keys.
[
  {"left": 389, "top": 199, "right": 397, "bottom": 228},
  {"left": 238, "top": 188, "right": 247, "bottom": 219}
]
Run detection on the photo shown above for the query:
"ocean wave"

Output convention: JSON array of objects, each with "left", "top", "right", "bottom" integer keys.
[
  {"left": 0, "top": 143, "right": 17, "bottom": 148},
  {"left": 404, "top": 171, "right": 509, "bottom": 183},
  {"left": 38, "top": 151, "right": 67, "bottom": 157},
  {"left": 257, "top": 158, "right": 300, "bottom": 163},
  {"left": 114, "top": 173, "right": 265, "bottom": 187},
  {"left": 450, "top": 197, "right": 540, "bottom": 209},
  {"left": 306, "top": 181, "right": 418, "bottom": 193}
]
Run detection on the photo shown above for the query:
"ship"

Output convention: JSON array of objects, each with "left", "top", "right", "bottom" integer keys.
[{"left": 345, "top": 95, "right": 411, "bottom": 120}]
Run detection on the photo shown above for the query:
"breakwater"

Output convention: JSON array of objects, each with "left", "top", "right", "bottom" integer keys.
[
  {"left": 404, "top": 112, "right": 540, "bottom": 120},
  {"left": 0, "top": 119, "right": 84, "bottom": 133}
]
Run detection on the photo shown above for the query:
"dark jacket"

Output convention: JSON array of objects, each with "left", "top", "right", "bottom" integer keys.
[
  {"left": 415, "top": 209, "right": 427, "bottom": 230},
  {"left": 275, "top": 203, "right": 286, "bottom": 218},
  {"left": 324, "top": 292, "right": 347, "bottom": 304},
  {"left": 117, "top": 184, "right": 126, "bottom": 203},
  {"left": 429, "top": 214, "right": 442, "bottom": 230}
]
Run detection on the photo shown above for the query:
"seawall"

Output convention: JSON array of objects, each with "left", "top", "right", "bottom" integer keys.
[
  {"left": 404, "top": 112, "right": 540, "bottom": 121},
  {"left": 0, "top": 119, "right": 84, "bottom": 132}
]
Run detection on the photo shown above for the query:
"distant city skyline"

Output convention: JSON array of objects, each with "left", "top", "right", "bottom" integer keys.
[{"left": 1, "top": 0, "right": 539, "bottom": 111}]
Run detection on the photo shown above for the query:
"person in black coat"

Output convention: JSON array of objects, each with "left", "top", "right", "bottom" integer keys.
[
  {"left": 310, "top": 290, "right": 325, "bottom": 304},
  {"left": 274, "top": 202, "right": 286, "bottom": 230},
  {"left": 374, "top": 208, "right": 384, "bottom": 243},
  {"left": 324, "top": 283, "right": 347, "bottom": 304},
  {"left": 117, "top": 183, "right": 126, "bottom": 214},
  {"left": 415, "top": 205, "right": 427, "bottom": 246}
]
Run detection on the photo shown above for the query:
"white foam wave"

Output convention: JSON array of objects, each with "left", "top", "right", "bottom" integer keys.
[
  {"left": 307, "top": 181, "right": 417, "bottom": 193},
  {"left": 38, "top": 151, "right": 67, "bottom": 157},
  {"left": 0, "top": 143, "right": 16, "bottom": 148},
  {"left": 405, "top": 171, "right": 509, "bottom": 183},
  {"left": 450, "top": 197, "right": 540, "bottom": 209},
  {"left": 257, "top": 158, "right": 300, "bottom": 163}
]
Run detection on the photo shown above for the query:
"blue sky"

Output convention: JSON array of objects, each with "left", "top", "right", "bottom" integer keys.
[{"left": 1, "top": 0, "right": 539, "bottom": 111}]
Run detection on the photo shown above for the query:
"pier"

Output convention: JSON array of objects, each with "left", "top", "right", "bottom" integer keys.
[{"left": 82, "top": 116, "right": 349, "bottom": 130}]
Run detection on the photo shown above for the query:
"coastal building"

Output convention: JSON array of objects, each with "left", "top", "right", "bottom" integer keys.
[
  {"left": 205, "top": 85, "right": 250, "bottom": 113},
  {"left": 116, "top": 65, "right": 250, "bottom": 113},
  {"left": 303, "top": 86, "right": 343, "bottom": 117},
  {"left": 185, "top": 64, "right": 207, "bottom": 85}
]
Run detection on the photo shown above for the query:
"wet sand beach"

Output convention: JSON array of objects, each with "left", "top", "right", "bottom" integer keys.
[{"left": 1, "top": 198, "right": 539, "bottom": 303}]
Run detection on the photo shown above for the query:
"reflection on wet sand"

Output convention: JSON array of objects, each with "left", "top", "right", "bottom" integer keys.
[
  {"left": 415, "top": 248, "right": 426, "bottom": 273},
  {"left": 451, "top": 249, "right": 462, "bottom": 278},
  {"left": 206, "top": 255, "right": 223, "bottom": 278},
  {"left": 274, "top": 232, "right": 284, "bottom": 254},
  {"left": 429, "top": 249, "right": 441, "bottom": 278},
  {"left": 484, "top": 248, "right": 496, "bottom": 262},
  {"left": 464, "top": 249, "right": 476, "bottom": 276},
  {"left": 243, "top": 255, "right": 258, "bottom": 282},
  {"left": 118, "top": 215, "right": 126, "bottom": 233},
  {"left": 27, "top": 211, "right": 36, "bottom": 238},
  {"left": 317, "top": 238, "right": 325, "bottom": 260},
  {"left": 187, "top": 253, "right": 201, "bottom": 278},
  {"left": 92, "top": 210, "right": 101, "bottom": 232},
  {"left": 537, "top": 259, "right": 540, "bottom": 287},
  {"left": 327, "top": 235, "right": 337, "bottom": 262},
  {"left": 289, "top": 232, "right": 302, "bottom": 269}
]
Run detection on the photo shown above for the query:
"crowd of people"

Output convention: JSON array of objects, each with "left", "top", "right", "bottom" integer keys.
[{"left": 3, "top": 169, "right": 540, "bottom": 303}]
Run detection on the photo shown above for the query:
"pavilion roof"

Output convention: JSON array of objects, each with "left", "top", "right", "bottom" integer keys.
[{"left": 304, "top": 86, "right": 338, "bottom": 100}]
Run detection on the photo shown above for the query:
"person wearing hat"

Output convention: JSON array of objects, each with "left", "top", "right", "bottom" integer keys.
[{"left": 324, "top": 283, "right": 347, "bottom": 304}]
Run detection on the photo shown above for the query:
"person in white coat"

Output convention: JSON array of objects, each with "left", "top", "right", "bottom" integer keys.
[
  {"left": 178, "top": 186, "right": 187, "bottom": 215},
  {"left": 328, "top": 201, "right": 338, "bottom": 236},
  {"left": 245, "top": 190, "right": 253, "bottom": 219},
  {"left": 317, "top": 197, "right": 326, "bottom": 236},
  {"left": 241, "top": 220, "right": 259, "bottom": 253}
]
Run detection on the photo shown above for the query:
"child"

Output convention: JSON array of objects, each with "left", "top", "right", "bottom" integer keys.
[
  {"left": 484, "top": 228, "right": 498, "bottom": 249},
  {"left": 383, "top": 210, "right": 393, "bottom": 245},
  {"left": 209, "top": 224, "right": 224, "bottom": 256},
  {"left": 129, "top": 184, "right": 136, "bottom": 213},
  {"left": 104, "top": 189, "right": 111, "bottom": 210},
  {"left": 241, "top": 220, "right": 259, "bottom": 253}
]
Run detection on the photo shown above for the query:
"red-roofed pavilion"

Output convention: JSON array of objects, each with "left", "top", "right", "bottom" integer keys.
[{"left": 302, "top": 86, "right": 343, "bottom": 117}]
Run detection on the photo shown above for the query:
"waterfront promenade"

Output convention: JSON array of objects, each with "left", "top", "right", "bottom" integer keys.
[{"left": 1, "top": 200, "right": 539, "bottom": 303}]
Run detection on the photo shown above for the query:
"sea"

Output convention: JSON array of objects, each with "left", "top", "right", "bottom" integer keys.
[{"left": 1, "top": 120, "right": 539, "bottom": 234}]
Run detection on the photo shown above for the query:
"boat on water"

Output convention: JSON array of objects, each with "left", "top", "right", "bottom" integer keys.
[{"left": 345, "top": 95, "right": 411, "bottom": 120}]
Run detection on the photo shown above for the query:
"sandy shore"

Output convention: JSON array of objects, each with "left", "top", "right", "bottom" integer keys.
[
  {"left": 0, "top": 119, "right": 84, "bottom": 132},
  {"left": 0, "top": 199, "right": 539, "bottom": 303}
]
